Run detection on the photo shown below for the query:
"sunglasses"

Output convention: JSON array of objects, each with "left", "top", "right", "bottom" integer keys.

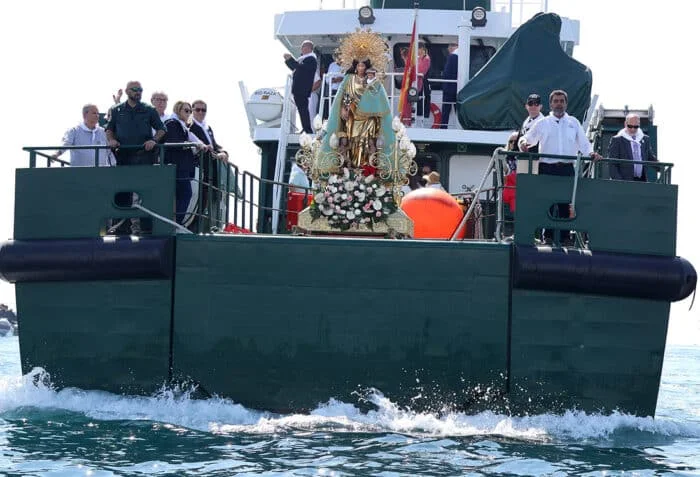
[
  {"left": 194, "top": 108, "right": 207, "bottom": 113},
  {"left": 182, "top": 109, "right": 192, "bottom": 113},
  {"left": 526, "top": 101, "right": 540, "bottom": 106},
  {"left": 129, "top": 87, "right": 143, "bottom": 93},
  {"left": 627, "top": 124, "right": 640, "bottom": 128}
]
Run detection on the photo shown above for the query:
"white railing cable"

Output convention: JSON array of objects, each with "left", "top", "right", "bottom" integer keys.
[{"left": 132, "top": 203, "right": 193, "bottom": 234}]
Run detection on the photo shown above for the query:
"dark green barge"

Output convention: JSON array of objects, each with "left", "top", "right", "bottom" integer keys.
[{"left": 0, "top": 145, "right": 694, "bottom": 416}]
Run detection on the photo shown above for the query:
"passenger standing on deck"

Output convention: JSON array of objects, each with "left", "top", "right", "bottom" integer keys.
[
  {"left": 190, "top": 100, "right": 227, "bottom": 161},
  {"left": 106, "top": 80, "right": 165, "bottom": 166},
  {"left": 416, "top": 43, "right": 431, "bottom": 124},
  {"left": 106, "top": 81, "right": 166, "bottom": 235},
  {"left": 190, "top": 99, "right": 229, "bottom": 227},
  {"left": 607, "top": 113, "right": 658, "bottom": 182},
  {"left": 164, "top": 101, "right": 205, "bottom": 225},
  {"left": 323, "top": 53, "right": 343, "bottom": 120},
  {"left": 52, "top": 104, "right": 115, "bottom": 167},
  {"left": 284, "top": 40, "right": 317, "bottom": 134},
  {"left": 151, "top": 91, "right": 170, "bottom": 123},
  {"left": 518, "top": 89, "right": 601, "bottom": 243},
  {"left": 440, "top": 43, "right": 458, "bottom": 129},
  {"left": 520, "top": 93, "right": 544, "bottom": 153}
]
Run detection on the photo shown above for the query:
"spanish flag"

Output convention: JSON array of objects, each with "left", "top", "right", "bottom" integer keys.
[{"left": 398, "top": 12, "right": 417, "bottom": 125}]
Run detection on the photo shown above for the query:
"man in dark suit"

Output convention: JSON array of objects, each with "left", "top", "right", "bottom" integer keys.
[
  {"left": 440, "top": 43, "right": 458, "bottom": 129},
  {"left": 190, "top": 99, "right": 228, "bottom": 230},
  {"left": 284, "top": 40, "right": 317, "bottom": 134},
  {"left": 608, "top": 113, "right": 657, "bottom": 181}
]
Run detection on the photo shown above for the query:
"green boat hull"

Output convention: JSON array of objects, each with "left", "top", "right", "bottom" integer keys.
[{"left": 3, "top": 164, "right": 693, "bottom": 416}]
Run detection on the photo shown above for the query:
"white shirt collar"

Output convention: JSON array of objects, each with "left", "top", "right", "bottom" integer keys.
[
  {"left": 193, "top": 118, "right": 212, "bottom": 144},
  {"left": 615, "top": 128, "right": 643, "bottom": 142},
  {"left": 298, "top": 51, "right": 316, "bottom": 62}
]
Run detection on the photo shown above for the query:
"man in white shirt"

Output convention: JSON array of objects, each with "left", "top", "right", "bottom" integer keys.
[
  {"left": 518, "top": 89, "right": 600, "bottom": 167},
  {"left": 518, "top": 89, "right": 601, "bottom": 244},
  {"left": 52, "top": 104, "right": 114, "bottom": 167}
]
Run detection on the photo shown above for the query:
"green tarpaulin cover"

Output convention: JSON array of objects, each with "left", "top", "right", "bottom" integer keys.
[{"left": 457, "top": 12, "right": 592, "bottom": 130}]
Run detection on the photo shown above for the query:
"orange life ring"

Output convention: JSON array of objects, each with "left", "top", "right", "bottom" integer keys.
[{"left": 430, "top": 103, "right": 442, "bottom": 129}]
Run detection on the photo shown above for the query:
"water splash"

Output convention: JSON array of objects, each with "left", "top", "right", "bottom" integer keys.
[{"left": 2, "top": 368, "right": 699, "bottom": 443}]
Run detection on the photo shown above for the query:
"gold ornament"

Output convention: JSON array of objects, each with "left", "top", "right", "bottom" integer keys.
[{"left": 337, "top": 28, "right": 389, "bottom": 74}]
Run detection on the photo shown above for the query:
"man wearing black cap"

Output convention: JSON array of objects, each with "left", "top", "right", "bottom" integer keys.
[{"left": 521, "top": 94, "right": 544, "bottom": 152}]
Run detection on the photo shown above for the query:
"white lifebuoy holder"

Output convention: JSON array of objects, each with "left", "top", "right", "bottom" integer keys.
[{"left": 248, "top": 88, "right": 283, "bottom": 122}]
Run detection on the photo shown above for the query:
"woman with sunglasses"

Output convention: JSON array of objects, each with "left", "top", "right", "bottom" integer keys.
[{"left": 164, "top": 101, "right": 206, "bottom": 225}]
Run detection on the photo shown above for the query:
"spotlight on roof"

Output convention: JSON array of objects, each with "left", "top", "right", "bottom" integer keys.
[
  {"left": 471, "top": 7, "right": 487, "bottom": 27},
  {"left": 358, "top": 6, "right": 375, "bottom": 25}
]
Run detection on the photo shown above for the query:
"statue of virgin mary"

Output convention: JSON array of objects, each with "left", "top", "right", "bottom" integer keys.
[{"left": 320, "top": 30, "right": 395, "bottom": 171}]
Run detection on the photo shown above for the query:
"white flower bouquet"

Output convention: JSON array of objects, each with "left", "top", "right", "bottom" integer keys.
[{"left": 309, "top": 167, "right": 398, "bottom": 231}]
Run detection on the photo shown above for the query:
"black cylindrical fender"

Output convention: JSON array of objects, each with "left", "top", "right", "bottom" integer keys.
[
  {"left": 513, "top": 245, "right": 696, "bottom": 302},
  {"left": 0, "top": 237, "right": 174, "bottom": 283}
]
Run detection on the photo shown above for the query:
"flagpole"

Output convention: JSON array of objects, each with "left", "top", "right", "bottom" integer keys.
[{"left": 413, "top": 1, "right": 419, "bottom": 91}]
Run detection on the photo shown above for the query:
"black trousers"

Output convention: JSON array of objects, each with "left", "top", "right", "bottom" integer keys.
[
  {"left": 538, "top": 161, "right": 575, "bottom": 243},
  {"left": 416, "top": 82, "right": 431, "bottom": 118},
  {"left": 441, "top": 102, "right": 455, "bottom": 129},
  {"left": 294, "top": 94, "right": 313, "bottom": 133}
]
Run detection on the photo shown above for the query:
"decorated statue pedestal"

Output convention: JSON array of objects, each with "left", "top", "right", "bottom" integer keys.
[{"left": 297, "top": 207, "right": 414, "bottom": 237}]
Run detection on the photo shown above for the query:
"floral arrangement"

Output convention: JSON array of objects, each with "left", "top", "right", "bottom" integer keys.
[{"left": 309, "top": 167, "right": 397, "bottom": 231}]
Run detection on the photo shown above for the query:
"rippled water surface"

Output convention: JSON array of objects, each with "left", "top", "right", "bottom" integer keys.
[{"left": 1, "top": 337, "right": 699, "bottom": 476}]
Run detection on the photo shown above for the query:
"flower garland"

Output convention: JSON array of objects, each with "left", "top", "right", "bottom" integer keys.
[{"left": 309, "top": 167, "right": 397, "bottom": 231}]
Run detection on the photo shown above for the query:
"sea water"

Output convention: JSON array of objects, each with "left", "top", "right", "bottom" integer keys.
[{"left": 1, "top": 336, "right": 699, "bottom": 476}]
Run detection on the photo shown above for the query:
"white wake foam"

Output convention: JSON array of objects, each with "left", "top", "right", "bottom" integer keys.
[{"left": 2, "top": 368, "right": 699, "bottom": 442}]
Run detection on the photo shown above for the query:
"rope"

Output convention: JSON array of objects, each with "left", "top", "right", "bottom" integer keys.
[{"left": 132, "top": 203, "right": 193, "bottom": 234}]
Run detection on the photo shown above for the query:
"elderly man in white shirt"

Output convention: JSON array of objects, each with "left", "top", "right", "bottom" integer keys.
[
  {"left": 52, "top": 104, "right": 114, "bottom": 167},
  {"left": 518, "top": 89, "right": 601, "bottom": 244}
]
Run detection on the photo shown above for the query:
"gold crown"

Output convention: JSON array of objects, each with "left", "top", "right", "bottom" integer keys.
[{"left": 337, "top": 28, "right": 388, "bottom": 73}]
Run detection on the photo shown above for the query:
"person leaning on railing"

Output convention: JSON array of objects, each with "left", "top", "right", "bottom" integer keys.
[
  {"left": 190, "top": 99, "right": 229, "bottom": 228},
  {"left": 164, "top": 101, "right": 207, "bottom": 226},
  {"left": 51, "top": 104, "right": 115, "bottom": 167}
]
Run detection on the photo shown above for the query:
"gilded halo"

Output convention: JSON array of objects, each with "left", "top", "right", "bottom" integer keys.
[{"left": 337, "top": 28, "right": 389, "bottom": 73}]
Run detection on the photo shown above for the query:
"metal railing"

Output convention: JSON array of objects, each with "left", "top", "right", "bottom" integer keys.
[
  {"left": 21, "top": 143, "right": 314, "bottom": 236},
  {"left": 490, "top": 150, "right": 674, "bottom": 243},
  {"left": 315, "top": 72, "right": 457, "bottom": 129}
]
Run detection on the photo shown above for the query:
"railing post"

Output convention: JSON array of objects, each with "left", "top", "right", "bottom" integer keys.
[
  {"left": 207, "top": 153, "right": 214, "bottom": 230},
  {"left": 232, "top": 165, "right": 239, "bottom": 228},
  {"left": 197, "top": 150, "right": 205, "bottom": 234},
  {"left": 249, "top": 174, "right": 255, "bottom": 232},
  {"left": 241, "top": 172, "right": 247, "bottom": 230},
  {"left": 29, "top": 150, "right": 36, "bottom": 168},
  {"left": 94, "top": 147, "right": 100, "bottom": 167},
  {"left": 225, "top": 162, "right": 231, "bottom": 226}
]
